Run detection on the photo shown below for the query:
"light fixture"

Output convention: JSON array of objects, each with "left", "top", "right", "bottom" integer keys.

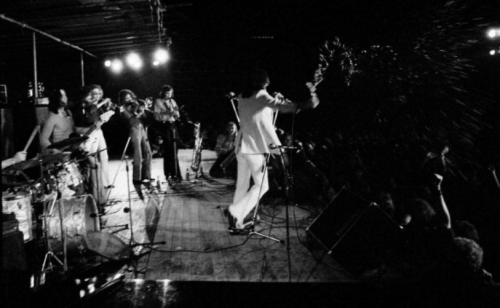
[
  {"left": 153, "top": 48, "right": 170, "bottom": 64},
  {"left": 487, "top": 28, "right": 500, "bottom": 39},
  {"left": 104, "top": 60, "right": 111, "bottom": 67},
  {"left": 111, "top": 59, "right": 123, "bottom": 73},
  {"left": 126, "top": 52, "right": 143, "bottom": 70}
]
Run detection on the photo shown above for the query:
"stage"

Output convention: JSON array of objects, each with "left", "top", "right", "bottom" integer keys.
[
  {"left": 4, "top": 149, "right": 500, "bottom": 308},
  {"left": 101, "top": 149, "right": 353, "bottom": 282}
]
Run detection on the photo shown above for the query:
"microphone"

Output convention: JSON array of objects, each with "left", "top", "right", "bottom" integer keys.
[
  {"left": 271, "top": 92, "right": 289, "bottom": 103},
  {"left": 269, "top": 143, "right": 297, "bottom": 150},
  {"left": 225, "top": 92, "right": 238, "bottom": 99}
]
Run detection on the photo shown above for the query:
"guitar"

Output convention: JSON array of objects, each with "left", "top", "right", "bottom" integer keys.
[{"left": 78, "top": 110, "right": 115, "bottom": 152}]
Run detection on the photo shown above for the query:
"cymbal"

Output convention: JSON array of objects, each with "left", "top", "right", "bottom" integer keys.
[
  {"left": 40, "top": 152, "right": 68, "bottom": 165},
  {"left": 47, "top": 136, "right": 88, "bottom": 149},
  {"left": 4, "top": 152, "right": 71, "bottom": 172},
  {"left": 5, "top": 158, "right": 41, "bottom": 171}
]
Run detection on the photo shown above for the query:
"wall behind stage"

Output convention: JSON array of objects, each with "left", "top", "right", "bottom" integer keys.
[{"left": 1, "top": 107, "right": 15, "bottom": 160}]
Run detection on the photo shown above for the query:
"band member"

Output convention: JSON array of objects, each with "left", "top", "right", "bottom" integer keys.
[
  {"left": 2, "top": 151, "right": 27, "bottom": 169},
  {"left": 118, "top": 89, "right": 152, "bottom": 200},
  {"left": 40, "top": 88, "right": 75, "bottom": 154},
  {"left": 71, "top": 85, "right": 111, "bottom": 207},
  {"left": 153, "top": 85, "right": 181, "bottom": 181},
  {"left": 227, "top": 69, "right": 319, "bottom": 233},
  {"left": 209, "top": 121, "right": 238, "bottom": 178},
  {"left": 215, "top": 122, "right": 238, "bottom": 157}
]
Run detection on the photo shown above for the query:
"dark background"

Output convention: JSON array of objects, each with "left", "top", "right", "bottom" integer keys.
[
  {"left": 1, "top": 0, "right": 500, "bottom": 281},
  {"left": 1, "top": 0, "right": 499, "bottom": 159}
]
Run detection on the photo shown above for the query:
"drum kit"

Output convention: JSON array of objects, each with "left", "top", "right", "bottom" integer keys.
[{"left": 2, "top": 135, "right": 127, "bottom": 274}]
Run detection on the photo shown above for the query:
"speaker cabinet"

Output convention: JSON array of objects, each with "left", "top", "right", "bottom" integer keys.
[
  {"left": 306, "top": 188, "right": 404, "bottom": 275},
  {"left": 2, "top": 230, "right": 27, "bottom": 271}
]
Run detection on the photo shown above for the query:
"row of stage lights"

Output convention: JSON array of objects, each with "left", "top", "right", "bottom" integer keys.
[
  {"left": 487, "top": 28, "right": 500, "bottom": 56},
  {"left": 103, "top": 29, "right": 499, "bottom": 70},
  {"left": 104, "top": 48, "right": 170, "bottom": 73}
]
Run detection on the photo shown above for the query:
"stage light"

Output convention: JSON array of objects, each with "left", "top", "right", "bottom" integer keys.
[
  {"left": 153, "top": 60, "right": 160, "bottom": 66},
  {"left": 154, "top": 48, "right": 170, "bottom": 64},
  {"left": 104, "top": 60, "right": 111, "bottom": 67},
  {"left": 126, "top": 52, "right": 143, "bottom": 69},
  {"left": 490, "top": 50, "right": 496, "bottom": 56},
  {"left": 111, "top": 59, "right": 123, "bottom": 73},
  {"left": 487, "top": 28, "right": 500, "bottom": 39}
]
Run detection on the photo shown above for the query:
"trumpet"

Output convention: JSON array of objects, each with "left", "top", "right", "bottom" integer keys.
[{"left": 126, "top": 100, "right": 145, "bottom": 118}]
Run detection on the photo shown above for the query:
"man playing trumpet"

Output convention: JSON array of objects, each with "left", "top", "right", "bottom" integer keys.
[{"left": 118, "top": 89, "right": 152, "bottom": 199}]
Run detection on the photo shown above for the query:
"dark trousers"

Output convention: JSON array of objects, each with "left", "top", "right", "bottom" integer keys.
[
  {"left": 130, "top": 125, "right": 152, "bottom": 182},
  {"left": 162, "top": 123, "right": 180, "bottom": 178}
]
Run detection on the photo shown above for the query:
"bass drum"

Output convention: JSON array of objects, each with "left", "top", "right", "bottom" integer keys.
[
  {"left": 46, "top": 194, "right": 100, "bottom": 256},
  {"left": 2, "top": 191, "right": 33, "bottom": 242}
]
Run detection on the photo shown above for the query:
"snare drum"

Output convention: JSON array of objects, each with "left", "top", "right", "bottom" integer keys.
[{"left": 2, "top": 191, "right": 33, "bottom": 242}]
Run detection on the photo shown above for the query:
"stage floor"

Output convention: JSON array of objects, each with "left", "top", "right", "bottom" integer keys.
[{"left": 101, "top": 149, "right": 354, "bottom": 282}]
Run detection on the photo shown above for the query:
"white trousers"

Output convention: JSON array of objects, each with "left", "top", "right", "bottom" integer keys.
[
  {"left": 75, "top": 127, "right": 110, "bottom": 188},
  {"left": 229, "top": 152, "right": 269, "bottom": 227}
]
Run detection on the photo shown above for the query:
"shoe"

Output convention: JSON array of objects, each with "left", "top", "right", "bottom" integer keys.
[
  {"left": 133, "top": 182, "right": 144, "bottom": 200},
  {"left": 226, "top": 208, "right": 249, "bottom": 235},
  {"left": 229, "top": 228, "right": 250, "bottom": 236},
  {"left": 226, "top": 209, "right": 237, "bottom": 229},
  {"left": 142, "top": 179, "right": 152, "bottom": 190}
]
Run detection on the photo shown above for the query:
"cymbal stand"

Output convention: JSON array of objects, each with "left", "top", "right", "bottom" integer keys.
[{"left": 40, "top": 193, "right": 65, "bottom": 274}]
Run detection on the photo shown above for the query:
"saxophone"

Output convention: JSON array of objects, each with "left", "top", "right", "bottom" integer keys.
[{"left": 190, "top": 122, "right": 203, "bottom": 172}]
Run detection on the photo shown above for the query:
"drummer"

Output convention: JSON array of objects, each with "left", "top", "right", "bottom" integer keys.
[
  {"left": 40, "top": 88, "right": 75, "bottom": 154},
  {"left": 1, "top": 151, "right": 27, "bottom": 169}
]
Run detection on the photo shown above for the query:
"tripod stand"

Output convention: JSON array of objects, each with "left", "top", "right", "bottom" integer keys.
[
  {"left": 239, "top": 153, "right": 285, "bottom": 243},
  {"left": 99, "top": 137, "right": 131, "bottom": 233},
  {"left": 40, "top": 191, "right": 67, "bottom": 274}
]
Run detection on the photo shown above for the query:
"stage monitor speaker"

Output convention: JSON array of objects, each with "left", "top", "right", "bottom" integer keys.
[
  {"left": 306, "top": 188, "right": 404, "bottom": 275},
  {"left": 2, "top": 230, "right": 27, "bottom": 271}
]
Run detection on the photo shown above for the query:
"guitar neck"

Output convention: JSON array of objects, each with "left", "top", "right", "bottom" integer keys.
[{"left": 84, "top": 125, "right": 97, "bottom": 137}]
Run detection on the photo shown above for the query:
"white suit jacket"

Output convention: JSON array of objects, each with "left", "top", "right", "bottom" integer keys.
[{"left": 235, "top": 89, "right": 295, "bottom": 154}]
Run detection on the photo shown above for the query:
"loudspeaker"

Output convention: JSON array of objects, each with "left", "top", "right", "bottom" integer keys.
[
  {"left": 2, "top": 230, "right": 27, "bottom": 271},
  {"left": 306, "top": 188, "right": 404, "bottom": 275}
]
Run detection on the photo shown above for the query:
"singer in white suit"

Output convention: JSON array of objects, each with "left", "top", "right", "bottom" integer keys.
[{"left": 228, "top": 69, "right": 319, "bottom": 233}]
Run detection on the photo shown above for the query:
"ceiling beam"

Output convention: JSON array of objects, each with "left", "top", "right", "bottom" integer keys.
[{"left": 0, "top": 14, "right": 97, "bottom": 58}]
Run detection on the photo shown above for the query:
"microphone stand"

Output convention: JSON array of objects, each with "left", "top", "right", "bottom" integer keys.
[
  {"left": 245, "top": 153, "right": 285, "bottom": 244},
  {"left": 122, "top": 154, "right": 166, "bottom": 277},
  {"left": 275, "top": 145, "right": 294, "bottom": 282},
  {"left": 100, "top": 138, "right": 131, "bottom": 232}
]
